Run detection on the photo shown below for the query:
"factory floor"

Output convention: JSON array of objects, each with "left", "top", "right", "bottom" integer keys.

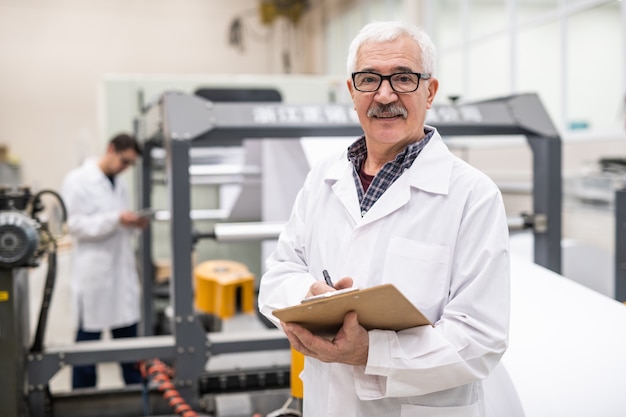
[{"left": 27, "top": 249, "right": 292, "bottom": 417}]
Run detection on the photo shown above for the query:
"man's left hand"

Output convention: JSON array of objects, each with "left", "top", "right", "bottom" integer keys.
[{"left": 282, "top": 311, "right": 368, "bottom": 366}]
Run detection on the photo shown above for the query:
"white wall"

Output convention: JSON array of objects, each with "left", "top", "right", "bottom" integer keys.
[
  {"left": 0, "top": 0, "right": 321, "bottom": 191},
  {"left": 323, "top": 0, "right": 624, "bottom": 132}
]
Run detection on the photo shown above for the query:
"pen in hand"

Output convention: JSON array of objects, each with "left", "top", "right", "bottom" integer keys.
[{"left": 322, "top": 269, "right": 334, "bottom": 288}]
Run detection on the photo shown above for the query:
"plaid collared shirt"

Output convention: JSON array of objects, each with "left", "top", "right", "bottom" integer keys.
[{"left": 347, "top": 127, "right": 435, "bottom": 216}]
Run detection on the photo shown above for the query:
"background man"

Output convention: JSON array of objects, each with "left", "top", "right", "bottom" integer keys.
[{"left": 61, "top": 133, "right": 148, "bottom": 389}]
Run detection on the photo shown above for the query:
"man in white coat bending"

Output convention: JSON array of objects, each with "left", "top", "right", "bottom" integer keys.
[
  {"left": 258, "top": 21, "right": 510, "bottom": 417},
  {"left": 62, "top": 133, "right": 148, "bottom": 389}
]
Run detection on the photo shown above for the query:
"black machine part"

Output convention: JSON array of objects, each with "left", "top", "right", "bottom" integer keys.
[
  {"left": 0, "top": 187, "right": 67, "bottom": 353},
  {"left": 0, "top": 210, "right": 41, "bottom": 269}
]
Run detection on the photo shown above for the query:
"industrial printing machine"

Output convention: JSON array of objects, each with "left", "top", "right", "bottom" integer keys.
[{"left": 0, "top": 91, "right": 564, "bottom": 416}]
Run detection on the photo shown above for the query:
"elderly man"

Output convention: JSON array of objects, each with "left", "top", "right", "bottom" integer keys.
[{"left": 259, "top": 21, "right": 510, "bottom": 416}]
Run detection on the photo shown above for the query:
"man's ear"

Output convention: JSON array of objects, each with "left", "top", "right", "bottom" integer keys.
[
  {"left": 346, "top": 78, "right": 356, "bottom": 109},
  {"left": 425, "top": 78, "right": 439, "bottom": 109}
]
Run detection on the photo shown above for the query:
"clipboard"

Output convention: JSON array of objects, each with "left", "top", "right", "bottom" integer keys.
[{"left": 272, "top": 283, "right": 432, "bottom": 337}]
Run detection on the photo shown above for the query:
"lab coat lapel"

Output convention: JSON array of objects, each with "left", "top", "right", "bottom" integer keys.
[
  {"left": 406, "top": 130, "right": 454, "bottom": 195},
  {"left": 85, "top": 159, "right": 119, "bottom": 202},
  {"left": 325, "top": 159, "right": 362, "bottom": 223},
  {"left": 85, "top": 159, "right": 107, "bottom": 185},
  {"left": 360, "top": 174, "right": 411, "bottom": 225}
]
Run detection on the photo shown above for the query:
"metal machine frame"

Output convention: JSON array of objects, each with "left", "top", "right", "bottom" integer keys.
[
  {"left": 0, "top": 268, "right": 30, "bottom": 417},
  {"left": 135, "top": 90, "right": 561, "bottom": 411},
  {"left": 614, "top": 189, "right": 626, "bottom": 302},
  {"left": 10, "top": 90, "right": 561, "bottom": 416}
]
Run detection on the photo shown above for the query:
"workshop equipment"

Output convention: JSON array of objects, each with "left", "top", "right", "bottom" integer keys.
[{"left": 194, "top": 260, "right": 255, "bottom": 320}]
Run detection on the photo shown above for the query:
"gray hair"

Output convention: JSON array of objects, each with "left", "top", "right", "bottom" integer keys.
[{"left": 346, "top": 21, "right": 436, "bottom": 77}]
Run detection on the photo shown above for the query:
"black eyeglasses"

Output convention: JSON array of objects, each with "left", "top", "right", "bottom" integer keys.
[
  {"left": 351, "top": 71, "right": 431, "bottom": 93},
  {"left": 117, "top": 153, "right": 136, "bottom": 167}
]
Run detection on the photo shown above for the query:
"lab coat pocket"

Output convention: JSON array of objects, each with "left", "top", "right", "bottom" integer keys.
[
  {"left": 383, "top": 237, "right": 449, "bottom": 314},
  {"left": 401, "top": 402, "right": 480, "bottom": 417}
]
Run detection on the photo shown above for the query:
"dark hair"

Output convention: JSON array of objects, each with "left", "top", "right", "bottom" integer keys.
[{"left": 110, "top": 133, "right": 142, "bottom": 156}]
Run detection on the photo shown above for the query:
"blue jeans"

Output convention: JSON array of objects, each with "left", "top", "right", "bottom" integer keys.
[{"left": 72, "top": 323, "right": 143, "bottom": 388}]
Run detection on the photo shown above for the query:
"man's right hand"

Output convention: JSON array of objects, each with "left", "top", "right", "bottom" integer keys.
[
  {"left": 119, "top": 211, "right": 149, "bottom": 229},
  {"left": 305, "top": 276, "right": 354, "bottom": 298}
]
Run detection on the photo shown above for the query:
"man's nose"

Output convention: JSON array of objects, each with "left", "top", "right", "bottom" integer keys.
[{"left": 375, "top": 79, "right": 398, "bottom": 104}]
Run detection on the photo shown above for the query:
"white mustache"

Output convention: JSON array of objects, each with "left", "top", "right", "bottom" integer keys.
[{"left": 367, "top": 104, "right": 408, "bottom": 119}]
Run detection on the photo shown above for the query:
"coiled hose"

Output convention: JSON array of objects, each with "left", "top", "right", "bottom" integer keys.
[{"left": 140, "top": 358, "right": 199, "bottom": 417}]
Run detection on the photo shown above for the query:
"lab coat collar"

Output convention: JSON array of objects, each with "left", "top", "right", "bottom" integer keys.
[
  {"left": 83, "top": 158, "right": 104, "bottom": 179},
  {"left": 324, "top": 127, "right": 453, "bottom": 195},
  {"left": 83, "top": 158, "right": 115, "bottom": 191},
  {"left": 323, "top": 127, "right": 454, "bottom": 224},
  {"left": 325, "top": 157, "right": 362, "bottom": 222},
  {"left": 403, "top": 127, "right": 454, "bottom": 196}
]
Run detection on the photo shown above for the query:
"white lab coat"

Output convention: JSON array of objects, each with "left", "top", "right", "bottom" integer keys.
[
  {"left": 61, "top": 158, "right": 140, "bottom": 331},
  {"left": 258, "top": 129, "right": 510, "bottom": 417}
]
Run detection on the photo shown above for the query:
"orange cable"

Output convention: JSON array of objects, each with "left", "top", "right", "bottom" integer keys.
[{"left": 140, "top": 358, "right": 199, "bottom": 417}]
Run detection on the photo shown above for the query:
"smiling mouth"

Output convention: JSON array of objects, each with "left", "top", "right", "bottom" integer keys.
[{"left": 375, "top": 113, "right": 403, "bottom": 119}]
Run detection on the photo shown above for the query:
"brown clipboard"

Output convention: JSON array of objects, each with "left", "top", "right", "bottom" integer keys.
[{"left": 272, "top": 283, "right": 432, "bottom": 337}]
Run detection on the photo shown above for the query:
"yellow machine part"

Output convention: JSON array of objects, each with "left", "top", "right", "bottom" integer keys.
[
  {"left": 194, "top": 260, "right": 255, "bottom": 320},
  {"left": 290, "top": 347, "right": 304, "bottom": 399}
]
